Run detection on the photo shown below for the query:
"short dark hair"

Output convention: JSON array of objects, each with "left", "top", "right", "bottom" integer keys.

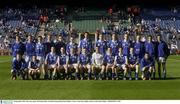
[
  {"left": 157, "top": 34, "right": 161, "bottom": 37},
  {"left": 38, "top": 36, "right": 42, "bottom": 38},
  {"left": 84, "top": 32, "right": 89, "bottom": 35},
  {"left": 148, "top": 35, "right": 152, "bottom": 38}
]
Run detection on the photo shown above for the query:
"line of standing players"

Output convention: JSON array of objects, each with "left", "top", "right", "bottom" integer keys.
[{"left": 11, "top": 32, "right": 170, "bottom": 80}]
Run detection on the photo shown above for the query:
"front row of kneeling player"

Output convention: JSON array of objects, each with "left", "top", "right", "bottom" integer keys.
[{"left": 11, "top": 46, "right": 155, "bottom": 80}]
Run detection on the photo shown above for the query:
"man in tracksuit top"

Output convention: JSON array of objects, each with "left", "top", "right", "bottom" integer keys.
[{"left": 156, "top": 35, "right": 170, "bottom": 79}]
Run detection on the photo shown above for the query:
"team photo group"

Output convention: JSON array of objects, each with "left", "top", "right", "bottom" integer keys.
[{"left": 11, "top": 32, "right": 170, "bottom": 81}]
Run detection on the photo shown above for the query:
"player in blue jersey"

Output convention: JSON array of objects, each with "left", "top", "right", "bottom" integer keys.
[
  {"left": 114, "top": 47, "right": 128, "bottom": 80},
  {"left": 133, "top": 35, "right": 145, "bottom": 61},
  {"left": 140, "top": 52, "right": 154, "bottom": 80},
  {"left": 145, "top": 35, "right": 155, "bottom": 57},
  {"left": 121, "top": 34, "right": 131, "bottom": 57},
  {"left": 36, "top": 36, "right": 45, "bottom": 63},
  {"left": 11, "top": 35, "right": 25, "bottom": 61},
  {"left": 35, "top": 36, "right": 45, "bottom": 76},
  {"left": 91, "top": 47, "right": 104, "bottom": 80},
  {"left": 66, "top": 36, "right": 78, "bottom": 55},
  {"left": 28, "top": 55, "right": 41, "bottom": 80},
  {"left": 57, "top": 47, "right": 68, "bottom": 80},
  {"left": 78, "top": 32, "right": 92, "bottom": 55},
  {"left": 45, "top": 46, "right": 58, "bottom": 80},
  {"left": 104, "top": 48, "right": 115, "bottom": 80},
  {"left": 11, "top": 53, "right": 27, "bottom": 80},
  {"left": 156, "top": 35, "right": 170, "bottom": 79},
  {"left": 144, "top": 35, "right": 156, "bottom": 79},
  {"left": 128, "top": 47, "right": 139, "bottom": 80},
  {"left": 107, "top": 33, "right": 118, "bottom": 56},
  {"left": 78, "top": 48, "right": 91, "bottom": 80},
  {"left": 25, "top": 35, "right": 36, "bottom": 63},
  {"left": 96, "top": 34, "right": 107, "bottom": 56},
  {"left": 67, "top": 48, "right": 79, "bottom": 80}
]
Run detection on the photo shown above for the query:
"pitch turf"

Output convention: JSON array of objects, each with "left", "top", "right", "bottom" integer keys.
[{"left": 0, "top": 55, "right": 180, "bottom": 100}]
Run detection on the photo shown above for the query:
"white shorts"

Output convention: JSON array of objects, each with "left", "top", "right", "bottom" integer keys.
[
  {"left": 37, "top": 56, "right": 44, "bottom": 64},
  {"left": 80, "top": 64, "right": 91, "bottom": 69},
  {"left": 68, "top": 64, "right": 78, "bottom": 68},
  {"left": 106, "top": 64, "right": 114, "bottom": 68},
  {"left": 47, "top": 64, "right": 57, "bottom": 69},
  {"left": 116, "top": 64, "right": 126, "bottom": 69},
  {"left": 158, "top": 57, "right": 166, "bottom": 63}
]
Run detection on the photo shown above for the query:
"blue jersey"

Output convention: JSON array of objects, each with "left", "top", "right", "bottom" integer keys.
[
  {"left": 107, "top": 40, "right": 118, "bottom": 56},
  {"left": 11, "top": 42, "right": 25, "bottom": 57},
  {"left": 115, "top": 54, "right": 126, "bottom": 65},
  {"left": 133, "top": 41, "right": 145, "bottom": 59},
  {"left": 45, "top": 53, "right": 58, "bottom": 65},
  {"left": 145, "top": 42, "right": 155, "bottom": 57},
  {"left": 29, "top": 60, "right": 40, "bottom": 69},
  {"left": 66, "top": 43, "right": 77, "bottom": 55},
  {"left": 79, "top": 54, "right": 91, "bottom": 65},
  {"left": 140, "top": 57, "right": 154, "bottom": 70},
  {"left": 96, "top": 40, "right": 107, "bottom": 55},
  {"left": 157, "top": 41, "right": 169, "bottom": 57},
  {"left": 58, "top": 54, "right": 67, "bottom": 65},
  {"left": 128, "top": 54, "right": 139, "bottom": 65},
  {"left": 104, "top": 54, "right": 115, "bottom": 64},
  {"left": 35, "top": 43, "right": 45, "bottom": 57},
  {"left": 79, "top": 39, "right": 92, "bottom": 53},
  {"left": 25, "top": 42, "right": 36, "bottom": 56},
  {"left": 121, "top": 40, "right": 131, "bottom": 56},
  {"left": 12, "top": 59, "right": 27, "bottom": 70},
  {"left": 68, "top": 54, "right": 78, "bottom": 64}
]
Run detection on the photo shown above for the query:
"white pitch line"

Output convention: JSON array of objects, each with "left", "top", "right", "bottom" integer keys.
[
  {"left": 168, "top": 58, "right": 180, "bottom": 61},
  {"left": 0, "top": 60, "right": 11, "bottom": 63}
]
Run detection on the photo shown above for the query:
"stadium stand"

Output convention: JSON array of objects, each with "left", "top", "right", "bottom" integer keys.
[{"left": 0, "top": 6, "right": 179, "bottom": 56}]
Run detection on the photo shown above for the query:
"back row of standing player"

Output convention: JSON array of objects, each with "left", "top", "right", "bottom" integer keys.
[{"left": 11, "top": 32, "right": 170, "bottom": 80}]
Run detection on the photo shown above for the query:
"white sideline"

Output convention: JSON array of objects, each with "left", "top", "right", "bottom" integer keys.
[{"left": 0, "top": 60, "right": 11, "bottom": 63}]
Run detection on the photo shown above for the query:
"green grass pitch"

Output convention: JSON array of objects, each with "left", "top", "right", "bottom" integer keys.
[{"left": 0, "top": 55, "right": 180, "bottom": 100}]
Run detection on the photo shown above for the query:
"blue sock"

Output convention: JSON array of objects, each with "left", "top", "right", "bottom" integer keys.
[
  {"left": 94, "top": 72, "right": 97, "bottom": 79},
  {"left": 88, "top": 72, "right": 91, "bottom": 79},
  {"left": 112, "top": 73, "right": 115, "bottom": 79},
  {"left": 128, "top": 71, "right": 132, "bottom": 78},
  {"left": 135, "top": 72, "right": 138, "bottom": 79}
]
